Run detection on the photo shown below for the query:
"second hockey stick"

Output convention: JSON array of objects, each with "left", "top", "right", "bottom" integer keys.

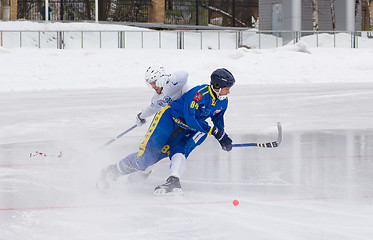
[
  {"left": 232, "top": 122, "right": 282, "bottom": 148},
  {"left": 102, "top": 124, "right": 137, "bottom": 147}
]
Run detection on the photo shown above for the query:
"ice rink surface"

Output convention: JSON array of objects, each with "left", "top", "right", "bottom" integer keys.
[
  {"left": 1, "top": 84, "right": 373, "bottom": 240},
  {"left": 1, "top": 20, "right": 373, "bottom": 240}
]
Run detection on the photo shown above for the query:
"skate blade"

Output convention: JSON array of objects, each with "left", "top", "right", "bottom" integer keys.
[{"left": 153, "top": 188, "right": 183, "bottom": 196}]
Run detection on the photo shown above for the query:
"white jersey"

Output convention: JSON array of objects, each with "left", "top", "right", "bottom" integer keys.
[{"left": 140, "top": 70, "right": 188, "bottom": 119}]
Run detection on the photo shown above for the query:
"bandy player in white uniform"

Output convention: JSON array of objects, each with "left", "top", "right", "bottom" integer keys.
[{"left": 135, "top": 66, "right": 189, "bottom": 127}]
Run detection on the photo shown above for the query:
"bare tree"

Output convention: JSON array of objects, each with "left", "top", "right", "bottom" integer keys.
[
  {"left": 355, "top": 0, "right": 360, "bottom": 17},
  {"left": 107, "top": 0, "right": 118, "bottom": 21},
  {"left": 312, "top": 0, "right": 319, "bottom": 31},
  {"left": 201, "top": 2, "right": 248, "bottom": 27},
  {"left": 329, "top": 0, "right": 335, "bottom": 30}
]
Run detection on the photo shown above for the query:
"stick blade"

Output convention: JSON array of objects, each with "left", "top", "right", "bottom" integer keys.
[
  {"left": 276, "top": 122, "right": 282, "bottom": 146},
  {"left": 232, "top": 122, "right": 282, "bottom": 148}
]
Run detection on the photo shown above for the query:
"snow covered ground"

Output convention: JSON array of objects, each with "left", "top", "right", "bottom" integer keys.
[{"left": 1, "top": 22, "right": 373, "bottom": 240}]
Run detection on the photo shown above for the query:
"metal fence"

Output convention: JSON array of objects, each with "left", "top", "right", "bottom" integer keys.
[{"left": 1, "top": 30, "right": 372, "bottom": 49}]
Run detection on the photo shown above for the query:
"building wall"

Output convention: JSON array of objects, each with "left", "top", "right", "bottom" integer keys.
[
  {"left": 149, "top": 0, "right": 165, "bottom": 23},
  {"left": 0, "top": 0, "right": 6, "bottom": 20},
  {"left": 10, "top": 0, "right": 16, "bottom": 20},
  {"left": 362, "top": 0, "right": 373, "bottom": 30},
  {"left": 316, "top": 0, "right": 333, "bottom": 31},
  {"left": 355, "top": 1, "right": 363, "bottom": 31},
  {"left": 301, "top": 0, "right": 313, "bottom": 31},
  {"left": 259, "top": 0, "right": 361, "bottom": 31},
  {"left": 259, "top": 0, "right": 278, "bottom": 30},
  {"left": 299, "top": 0, "right": 337, "bottom": 31},
  {"left": 2, "top": 0, "right": 17, "bottom": 20}
]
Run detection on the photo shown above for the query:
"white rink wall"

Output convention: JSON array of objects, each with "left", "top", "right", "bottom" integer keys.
[{"left": 1, "top": 21, "right": 373, "bottom": 92}]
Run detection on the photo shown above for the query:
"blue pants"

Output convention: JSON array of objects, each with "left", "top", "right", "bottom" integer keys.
[
  {"left": 168, "top": 130, "right": 206, "bottom": 158},
  {"left": 117, "top": 106, "right": 206, "bottom": 174}
]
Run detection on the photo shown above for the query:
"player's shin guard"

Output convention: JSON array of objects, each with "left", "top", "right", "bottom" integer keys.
[
  {"left": 117, "top": 152, "right": 143, "bottom": 175},
  {"left": 154, "top": 153, "right": 185, "bottom": 195},
  {"left": 169, "top": 153, "right": 186, "bottom": 178}
]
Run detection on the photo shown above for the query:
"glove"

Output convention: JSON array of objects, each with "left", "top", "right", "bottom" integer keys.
[
  {"left": 211, "top": 126, "right": 233, "bottom": 152},
  {"left": 136, "top": 112, "right": 146, "bottom": 126},
  {"left": 155, "top": 75, "right": 169, "bottom": 88}
]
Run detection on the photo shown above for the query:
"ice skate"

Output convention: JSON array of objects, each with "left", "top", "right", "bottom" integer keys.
[
  {"left": 96, "top": 164, "right": 120, "bottom": 190},
  {"left": 154, "top": 176, "right": 183, "bottom": 196}
]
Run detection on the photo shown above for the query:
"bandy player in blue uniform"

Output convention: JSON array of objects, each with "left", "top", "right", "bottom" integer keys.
[{"left": 99, "top": 68, "right": 235, "bottom": 195}]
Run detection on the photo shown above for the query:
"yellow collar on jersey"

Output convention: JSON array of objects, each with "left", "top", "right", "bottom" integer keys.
[{"left": 208, "top": 85, "right": 218, "bottom": 105}]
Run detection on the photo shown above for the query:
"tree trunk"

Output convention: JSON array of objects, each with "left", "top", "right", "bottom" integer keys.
[
  {"left": 312, "top": 0, "right": 319, "bottom": 31},
  {"left": 85, "top": 0, "right": 92, "bottom": 20},
  {"left": 355, "top": 0, "right": 360, "bottom": 17},
  {"left": 107, "top": 0, "right": 117, "bottom": 21},
  {"left": 329, "top": 0, "right": 335, "bottom": 30},
  {"left": 99, "top": 0, "right": 112, "bottom": 21}
]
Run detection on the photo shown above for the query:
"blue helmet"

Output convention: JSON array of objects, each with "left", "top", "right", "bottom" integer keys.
[{"left": 210, "top": 68, "right": 235, "bottom": 89}]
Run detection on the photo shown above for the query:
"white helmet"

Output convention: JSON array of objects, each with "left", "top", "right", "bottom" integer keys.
[{"left": 144, "top": 66, "right": 169, "bottom": 85}]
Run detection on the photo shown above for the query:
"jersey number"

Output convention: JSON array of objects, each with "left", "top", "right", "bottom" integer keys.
[
  {"left": 161, "top": 144, "right": 170, "bottom": 155},
  {"left": 190, "top": 101, "right": 199, "bottom": 109}
]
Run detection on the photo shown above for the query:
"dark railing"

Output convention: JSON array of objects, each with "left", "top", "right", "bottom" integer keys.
[
  {"left": 12, "top": 1, "right": 372, "bottom": 30},
  {"left": 17, "top": 0, "right": 150, "bottom": 21},
  {"left": 165, "top": 0, "right": 208, "bottom": 25},
  {"left": 165, "top": 0, "right": 257, "bottom": 27},
  {"left": 111, "top": 0, "right": 150, "bottom": 22},
  {"left": 16, "top": 0, "right": 257, "bottom": 26}
]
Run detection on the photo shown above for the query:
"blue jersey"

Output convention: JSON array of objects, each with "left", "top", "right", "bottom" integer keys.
[
  {"left": 117, "top": 84, "right": 226, "bottom": 174},
  {"left": 170, "top": 84, "right": 227, "bottom": 134}
]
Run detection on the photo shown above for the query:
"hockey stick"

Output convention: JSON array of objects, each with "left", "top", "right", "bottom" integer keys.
[
  {"left": 30, "top": 151, "right": 63, "bottom": 158},
  {"left": 102, "top": 124, "right": 137, "bottom": 147},
  {"left": 232, "top": 122, "right": 282, "bottom": 148}
]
